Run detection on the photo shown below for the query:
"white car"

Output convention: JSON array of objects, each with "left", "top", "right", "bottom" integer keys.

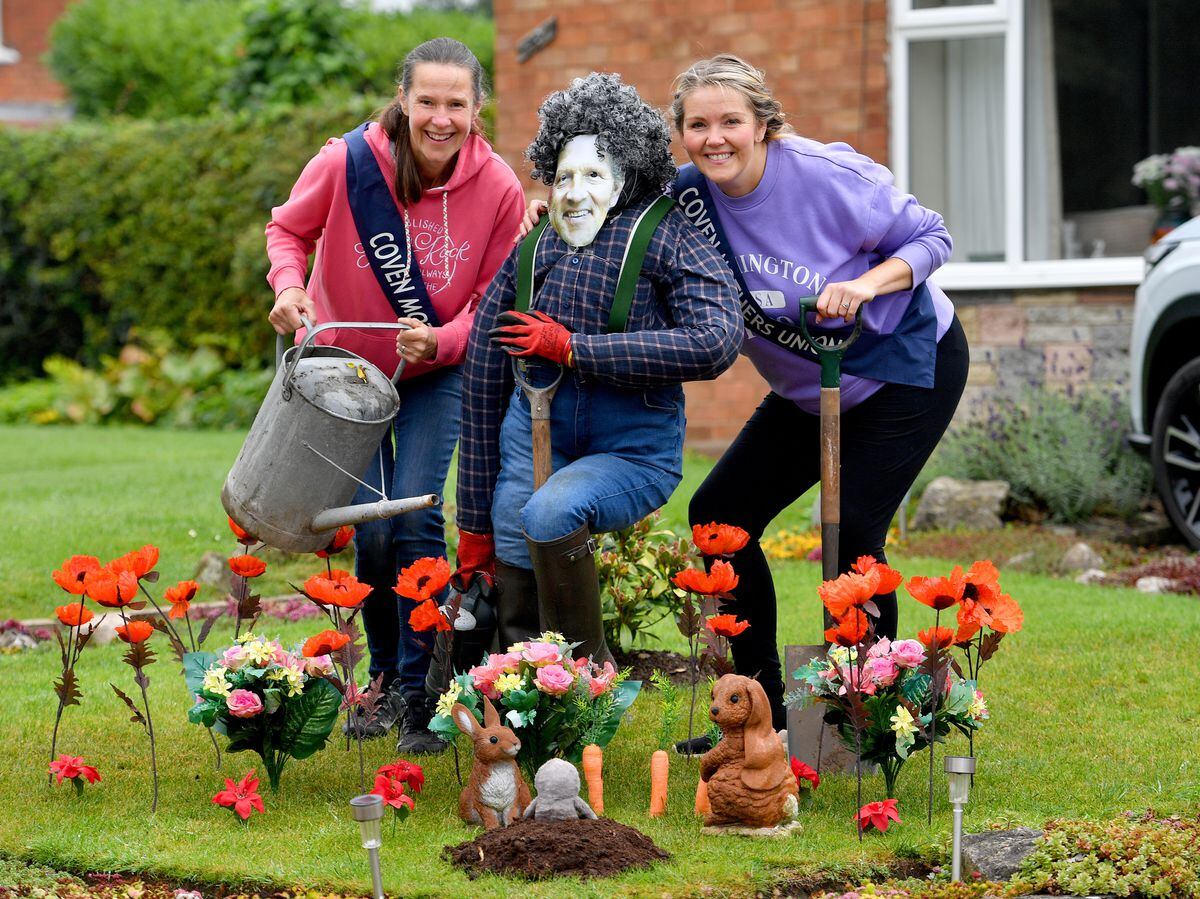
[{"left": 1128, "top": 215, "right": 1200, "bottom": 549}]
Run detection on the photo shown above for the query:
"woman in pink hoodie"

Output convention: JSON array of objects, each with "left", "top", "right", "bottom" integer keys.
[{"left": 265, "top": 37, "right": 524, "bottom": 754}]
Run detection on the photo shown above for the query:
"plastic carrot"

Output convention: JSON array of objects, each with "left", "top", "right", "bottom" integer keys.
[
  {"left": 694, "top": 777, "right": 710, "bottom": 816},
  {"left": 649, "top": 749, "right": 669, "bottom": 817},
  {"left": 582, "top": 743, "right": 604, "bottom": 815}
]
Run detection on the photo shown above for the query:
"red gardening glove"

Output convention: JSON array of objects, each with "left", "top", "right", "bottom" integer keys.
[
  {"left": 489, "top": 310, "right": 573, "bottom": 366},
  {"left": 453, "top": 529, "right": 496, "bottom": 590}
]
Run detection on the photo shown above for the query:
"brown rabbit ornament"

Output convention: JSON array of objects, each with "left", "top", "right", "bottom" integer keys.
[
  {"left": 451, "top": 695, "right": 531, "bottom": 828},
  {"left": 700, "top": 674, "right": 798, "bottom": 830}
]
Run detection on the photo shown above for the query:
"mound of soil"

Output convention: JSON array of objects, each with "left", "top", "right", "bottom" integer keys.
[
  {"left": 612, "top": 647, "right": 692, "bottom": 684},
  {"left": 441, "top": 817, "right": 669, "bottom": 880}
]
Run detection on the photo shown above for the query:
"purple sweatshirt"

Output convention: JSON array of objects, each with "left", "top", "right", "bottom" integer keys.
[{"left": 700, "top": 136, "right": 955, "bottom": 412}]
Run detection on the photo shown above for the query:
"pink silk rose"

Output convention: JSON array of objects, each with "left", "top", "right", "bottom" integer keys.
[
  {"left": 304, "top": 654, "right": 334, "bottom": 677},
  {"left": 488, "top": 651, "right": 523, "bottom": 672},
  {"left": 867, "top": 655, "right": 899, "bottom": 686},
  {"left": 890, "top": 639, "right": 925, "bottom": 669},
  {"left": 226, "top": 688, "right": 264, "bottom": 718},
  {"left": 534, "top": 663, "right": 574, "bottom": 695},
  {"left": 468, "top": 661, "right": 503, "bottom": 699},
  {"left": 586, "top": 661, "right": 617, "bottom": 698},
  {"left": 522, "top": 642, "right": 563, "bottom": 667}
]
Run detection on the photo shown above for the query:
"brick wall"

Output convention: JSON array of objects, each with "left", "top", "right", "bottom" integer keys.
[{"left": 0, "top": 0, "right": 73, "bottom": 124}]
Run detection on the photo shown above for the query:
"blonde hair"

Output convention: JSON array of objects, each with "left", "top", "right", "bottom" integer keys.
[{"left": 670, "top": 54, "right": 793, "bottom": 141}]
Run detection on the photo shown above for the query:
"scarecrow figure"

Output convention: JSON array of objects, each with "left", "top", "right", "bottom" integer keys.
[{"left": 454, "top": 73, "right": 741, "bottom": 663}]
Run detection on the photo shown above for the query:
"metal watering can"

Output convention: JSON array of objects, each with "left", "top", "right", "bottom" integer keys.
[{"left": 221, "top": 318, "right": 438, "bottom": 553}]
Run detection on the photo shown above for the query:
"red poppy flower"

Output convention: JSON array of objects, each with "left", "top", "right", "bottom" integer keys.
[
  {"left": 377, "top": 759, "right": 425, "bottom": 794},
  {"left": 409, "top": 599, "right": 450, "bottom": 632},
  {"left": 305, "top": 569, "right": 372, "bottom": 608},
  {"left": 855, "top": 798, "right": 901, "bottom": 832},
  {"left": 986, "top": 592, "right": 1024, "bottom": 633},
  {"left": 706, "top": 614, "right": 750, "bottom": 638},
  {"left": 228, "top": 517, "right": 257, "bottom": 546},
  {"left": 954, "top": 616, "right": 982, "bottom": 646},
  {"left": 691, "top": 522, "right": 750, "bottom": 556},
  {"left": 852, "top": 555, "right": 904, "bottom": 594},
  {"left": 229, "top": 554, "right": 267, "bottom": 578},
  {"left": 55, "top": 604, "right": 94, "bottom": 628},
  {"left": 212, "top": 770, "right": 265, "bottom": 821},
  {"left": 115, "top": 620, "right": 154, "bottom": 644},
  {"left": 302, "top": 629, "right": 350, "bottom": 658},
  {"left": 393, "top": 557, "right": 451, "bottom": 602},
  {"left": 906, "top": 566, "right": 966, "bottom": 611},
  {"left": 316, "top": 525, "right": 355, "bottom": 558},
  {"left": 917, "top": 626, "right": 956, "bottom": 650},
  {"left": 108, "top": 545, "right": 159, "bottom": 580},
  {"left": 52, "top": 556, "right": 101, "bottom": 595},
  {"left": 49, "top": 754, "right": 101, "bottom": 786},
  {"left": 825, "top": 608, "right": 869, "bottom": 647},
  {"left": 84, "top": 568, "right": 139, "bottom": 608},
  {"left": 818, "top": 572, "right": 876, "bottom": 619},
  {"left": 371, "top": 774, "right": 416, "bottom": 812},
  {"left": 672, "top": 560, "right": 739, "bottom": 596},
  {"left": 791, "top": 757, "right": 820, "bottom": 791},
  {"left": 164, "top": 580, "right": 199, "bottom": 619}
]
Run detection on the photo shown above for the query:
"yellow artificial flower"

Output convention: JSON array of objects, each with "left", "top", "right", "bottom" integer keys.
[
  {"left": 203, "top": 665, "right": 232, "bottom": 697},
  {"left": 241, "top": 640, "right": 274, "bottom": 667},
  {"left": 969, "top": 691, "right": 989, "bottom": 720},
  {"left": 494, "top": 672, "right": 524, "bottom": 694},
  {"left": 538, "top": 631, "right": 566, "bottom": 644},
  {"left": 890, "top": 705, "right": 918, "bottom": 739},
  {"left": 434, "top": 681, "right": 463, "bottom": 718}
]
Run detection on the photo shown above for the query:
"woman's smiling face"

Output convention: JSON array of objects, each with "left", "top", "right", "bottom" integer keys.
[
  {"left": 400, "top": 62, "right": 479, "bottom": 185},
  {"left": 680, "top": 85, "right": 768, "bottom": 198}
]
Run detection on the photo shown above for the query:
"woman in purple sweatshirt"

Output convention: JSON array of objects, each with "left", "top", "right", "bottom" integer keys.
[{"left": 670, "top": 54, "right": 969, "bottom": 748}]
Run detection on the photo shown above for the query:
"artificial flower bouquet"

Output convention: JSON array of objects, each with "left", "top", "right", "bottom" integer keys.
[
  {"left": 185, "top": 633, "right": 341, "bottom": 791},
  {"left": 428, "top": 631, "right": 640, "bottom": 779}
]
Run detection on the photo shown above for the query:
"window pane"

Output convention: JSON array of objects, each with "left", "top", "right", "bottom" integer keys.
[{"left": 909, "top": 36, "right": 1006, "bottom": 263}]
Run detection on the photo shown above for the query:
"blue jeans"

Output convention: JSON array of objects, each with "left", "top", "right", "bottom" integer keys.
[
  {"left": 492, "top": 362, "right": 685, "bottom": 568},
  {"left": 353, "top": 365, "right": 462, "bottom": 700}
]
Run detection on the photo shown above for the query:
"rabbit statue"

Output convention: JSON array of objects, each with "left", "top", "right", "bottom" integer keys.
[
  {"left": 522, "top": 758, "right": 598, "bottom": 822},
  {"left": 451, "top": 695, "right": 531, "bottom": 828}
]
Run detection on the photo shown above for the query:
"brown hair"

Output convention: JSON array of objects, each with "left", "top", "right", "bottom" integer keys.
[
  {"left": 669, "top": 53, "right": 793, "bottom": 141},
  {"left": 378, "top": 37, "right": 488, "bottom": 206}
]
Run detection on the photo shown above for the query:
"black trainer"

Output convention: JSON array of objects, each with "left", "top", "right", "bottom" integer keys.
[
  {"left": 674, "top": 734, "right": 714, "bottom": 756},
  {"left": 395, "top": 693, "right": 449, "bottom": 755},
  {"left": 342, "top": 680, "right": 403, "bottom": 739}
]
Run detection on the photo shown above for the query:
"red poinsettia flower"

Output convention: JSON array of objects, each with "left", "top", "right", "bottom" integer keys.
[
  {"left": 672, "top": 560, "right": 739, "bottom": 596},
  {"left": 985, "top": 592, "right": 1024, "bottom": 633},
  {"left": 302, "top": 629, "right": 350, "bottom": 658},
  {"left": 229, "top": 554, "right": 267, "bottom": 578},
  {"left": 852, "top": 555, "right": 904, "bottom": 594},
  {"left": 315, "top": 525, "right": 355, "bottom": 558},
  {"left": 49, "top": 754, "right": 101, "bottom": 787},
  {"left": 84, "top": 568, "right": 139, "bottom": 608},
  {"left": 228, "top": 516, "right": 257, "bottom": 546},
  {"left": 164, "top": 580, "right": 199, "bottom": 619},
  {"left": 393, "top": 557, "right": 452, "bottom": 603},
  {"left": 305, "top": 569, "right": 372, "bottom": 609},
  {"left": 55, "top": 604, "right": 94, "bottom": 628},
  {"left": 917, "top": 626, "right": 956, "bottom": 650},
  {"left": 52, "top": 556, "right": 101, "bottom": 595},
  {"left": 108, "top": 545, "right": 159, "bottom": 580},
  {"left": 906, "top": 566, "right": 966, "bottom": 611},
  {"left": 818, "top": 571, "right": 876, "bottom": 619},
  {"left": 377, "top": 759, "right": 425, "bottom": 795},
  {"left": 825, "top": 608, "right": 869, "bottom": 647},
  {"left": 409, "top": 599, "right": 451, "bottom": 632},
  {"left": 115, "top": 620, "right": 154, "bottom": 644},
  {"left": 791, "top": 757, "right": 820, "bottom": 791},
  {"left": 212, "top": 770, "right": 265, "bottom": 821},
  {"left": 706, "top": 614, "right": 750, "bottom": 638},
  {"left": 691, "top": 522, "right": 750, "bottom": 557},
  {"left": 855, "top": 798, "right": 901, "bottom": 832},
  {"left": 371, "top": 774, "right": 416, "bottom": 812}
]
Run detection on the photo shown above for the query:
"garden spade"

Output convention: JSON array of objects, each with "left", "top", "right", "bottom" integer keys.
[{"left": 512, "top": 358, "right": 563, "bottom": 490}]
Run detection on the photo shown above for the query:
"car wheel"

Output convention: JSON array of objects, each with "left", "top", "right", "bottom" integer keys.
[{"left": 1151, "top": 356, "right": 1200, "bottom": 550}]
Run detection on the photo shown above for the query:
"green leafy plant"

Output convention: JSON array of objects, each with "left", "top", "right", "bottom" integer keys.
[{"left": 649, "top": 670, "right": 682, "bottom": 752}]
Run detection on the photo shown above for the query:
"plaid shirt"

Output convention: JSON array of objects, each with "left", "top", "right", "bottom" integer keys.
[{"left": 456, "top": 197, "right": 742, "bottom": 534}]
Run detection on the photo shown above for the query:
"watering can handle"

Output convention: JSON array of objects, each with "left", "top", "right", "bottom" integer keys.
[{"left": 280, "top": 318, "right": 414, "bottom": 398}]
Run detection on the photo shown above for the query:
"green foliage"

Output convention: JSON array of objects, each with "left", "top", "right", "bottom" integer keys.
[
  {"left": 649, "top": 670, "right": 682, "bottom": 752},
  {"left": 815, "top": 881, "right": 1020, "bottom": 899},
  {"left": 1015, "top": 812, "right": 1200, "bottom": 897},
  {"left": 597, "top": 512, "right": 694, "bottom": 651},
  {"left": 222, "top": 0, "right": 365, "bottom": 111},
  {"left": 932, "top": 385, "right": 1153, "bottom": 522}
]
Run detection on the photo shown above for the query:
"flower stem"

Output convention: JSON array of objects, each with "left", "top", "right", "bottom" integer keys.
[
  {"left": 139, "top": 582, "right": 183, "bottom": 646},
  {"left": 927, "top": 609, "right": 940, "bottom": 826}
]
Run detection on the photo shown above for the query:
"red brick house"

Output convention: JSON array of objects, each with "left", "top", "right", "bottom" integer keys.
[{"left": 0, "top": 0, "right": 72, "bottom": 125}]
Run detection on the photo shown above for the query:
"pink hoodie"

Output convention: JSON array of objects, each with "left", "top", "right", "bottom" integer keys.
[{"left": 266, "top": 123, "right": 524, "bottom": 377}]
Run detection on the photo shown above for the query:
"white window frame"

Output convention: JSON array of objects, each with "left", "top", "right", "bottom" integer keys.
[
  {"left": 0, "top": 1, "right": 22, "bottom": 65},
  {"left": 889, "top": 0, "right": 1143, "bottom": 289}
]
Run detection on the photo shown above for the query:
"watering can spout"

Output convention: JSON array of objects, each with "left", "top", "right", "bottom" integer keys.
[{"left": 311, "top": 494, "right": 440, "bottom": 533}]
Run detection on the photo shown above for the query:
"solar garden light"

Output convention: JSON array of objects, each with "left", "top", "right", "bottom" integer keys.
[
  {"left": 944, "top": 755, "right": 977, "bottom": 882},
  {"left": 349, "top": 793, "right": 385, "bottom": 899}
]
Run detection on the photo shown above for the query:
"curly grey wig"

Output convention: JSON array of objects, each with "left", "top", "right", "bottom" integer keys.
[{"left": 525, "top": 72, "right": 676, "bottom": 206}]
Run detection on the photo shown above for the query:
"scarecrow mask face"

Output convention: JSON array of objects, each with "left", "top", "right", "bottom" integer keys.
[{"left": 549, "top": 135, "right": 625, "bottom": 249}]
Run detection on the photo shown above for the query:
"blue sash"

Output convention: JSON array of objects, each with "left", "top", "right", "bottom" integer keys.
[
  {"left": 673, "top": 165, "right": 937, "bottom": 388},
  {"left": 343, "top": 124, "right": 442, "bottom": 326}
]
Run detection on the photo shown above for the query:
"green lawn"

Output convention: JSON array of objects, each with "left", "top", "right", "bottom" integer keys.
[{"left": 2, "top": 425, "right": 1199, "bottom": 897}]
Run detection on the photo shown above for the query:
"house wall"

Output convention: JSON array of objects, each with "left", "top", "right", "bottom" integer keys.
[{"left": 0, "top": 0, "right": 73, "bottom": 125}]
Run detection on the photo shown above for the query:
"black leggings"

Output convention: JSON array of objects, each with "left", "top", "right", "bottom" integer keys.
[{"left": 689, "top": 316, "right": 969, "bottom": 730}]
